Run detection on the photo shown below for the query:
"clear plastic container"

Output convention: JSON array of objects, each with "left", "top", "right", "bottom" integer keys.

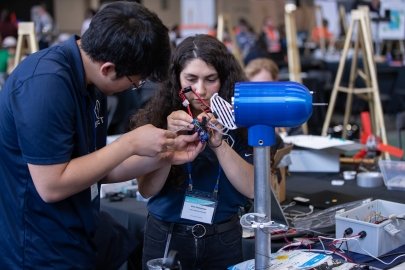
[
  {"left": 147, "top": 258, "right": 182, "bottom": 270},
  {"left": 378, "top": 160, "right": 405, "bottom": 191},
  {"left": 146, "top": 258, "right": 164, "bottom": 270}
]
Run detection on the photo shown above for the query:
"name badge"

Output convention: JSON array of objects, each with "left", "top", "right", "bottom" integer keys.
[
  {"left": 90, "top": 183, "right": 98, "bottom": 201},
  {"left": 181, "top": 190, "right": 217, "bottom": 224}
]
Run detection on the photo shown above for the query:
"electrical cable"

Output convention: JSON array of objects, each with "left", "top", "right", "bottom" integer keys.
[
  {"left": 284, "top": 205, "right": 314, "bottom": 219},
  {"left": 315, "top": 235, "right": 405, "bottom": 267},
  {"left": 178, "top": 86, "right": 236, "bottom": 146},
  {"left": 349, "top": 238, "right": 405, "bottom": 266},
  {"left": 290, "top": 199, "right": 371, "bottom": 231}
]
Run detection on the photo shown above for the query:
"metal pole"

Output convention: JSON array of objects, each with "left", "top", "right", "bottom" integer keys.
[{"left": 254, "top": 146, "right": 272, "bottom": 269}]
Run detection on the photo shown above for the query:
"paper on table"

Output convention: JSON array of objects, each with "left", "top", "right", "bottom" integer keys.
[
  {"left": 283, "top": 135, "right": 355, "bottom": 150},
  {"left": 228, "top": 250, "right": 331, "bottom": 270}
]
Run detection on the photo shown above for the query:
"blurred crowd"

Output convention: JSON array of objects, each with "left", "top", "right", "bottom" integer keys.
[
  {"left": 0, "top": 3, "right": 332, "bottom": 135},
  {"left": 0, "top": 3, "right": 98, "bottom": 90}
]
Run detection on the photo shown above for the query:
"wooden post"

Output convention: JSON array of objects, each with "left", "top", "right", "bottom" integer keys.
[
  {"left": 216, "top": 13, "right": 243, "bottom": 67},
  {"left": 285, "top": 4, "right": 308, "bottom": 134},
  {"left": 339, "top": 4, "right": 348, "bottom": 38},
  {"left": 13, "top": 22, "right": 38, "bottom": 71},
  {"left": 321, "top": 8, "right": 388, "bottom": 158}
]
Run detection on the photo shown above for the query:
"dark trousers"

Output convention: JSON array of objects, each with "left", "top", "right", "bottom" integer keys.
[
  {"left": 93, "top": 211, "right": 139, "bottom": 270},
  {"left": 142, "top": 215, "right": 243, "bottom": 270}
]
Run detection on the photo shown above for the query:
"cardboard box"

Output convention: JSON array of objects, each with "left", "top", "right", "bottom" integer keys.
[
  {"left": 288, "top": 148, "right": 340, "bottom": 173},
  {"left": 271, "top": 167, "right": 286, "bottom": 202},
  {"left": 283, "top": 135, "right": 362, "bottom": 173},
  {"left": 270, "top": 145, "right": 292, "bottom": 202}
]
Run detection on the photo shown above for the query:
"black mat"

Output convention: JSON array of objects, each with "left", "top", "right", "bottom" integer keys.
[{"left": 294, "top": 190, "right": 370, "bottom": 209}]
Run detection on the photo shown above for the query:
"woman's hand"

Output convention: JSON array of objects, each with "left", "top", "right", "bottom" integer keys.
[
  {"left": 167, "top": 110, "right": 194, "bottom": 133},
  {"left": 196, "top": 112, "right": 223, "bottom": 149}
]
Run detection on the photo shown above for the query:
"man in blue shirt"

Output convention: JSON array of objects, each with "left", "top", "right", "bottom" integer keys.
[{"left": 0, "top": 2, "right": 203, "bottom": 269}]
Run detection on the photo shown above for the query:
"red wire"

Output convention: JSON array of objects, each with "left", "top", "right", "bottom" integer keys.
[
  {"left": 178, "top": 91, "right": 193, "bottom": 117},
  {"left": 179, "top": 86, "right": 213, "bottom": 117},
  {"left": 189, "top": 88, "right": 212, "bottom": 113}
]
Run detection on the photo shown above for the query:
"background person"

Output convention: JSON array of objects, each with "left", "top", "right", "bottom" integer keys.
[
  {"left": 311, "top": 18, "right": 334, "bottom": 49},
  {"left": 30, "top": 2, "right": 55, "bottom": 49},
  {"left": 244, "top": 57, "right": 279, "bottom": 82},
  {"left": 0, "top": 9, "right": 18, "bottom": 40},
  {"left": 235, "top": 17, "right": 256, "bottom": 60},
  {"left": 130, "top": 34, "right": 254, "bottom": 270},
  {"left": 259, "top": 16, "right": 281, "bottom": 54}
]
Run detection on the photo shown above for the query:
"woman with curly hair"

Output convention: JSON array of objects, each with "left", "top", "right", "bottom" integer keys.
[{"left": 131, "top": 34, "right": 254, "bottom": 270}]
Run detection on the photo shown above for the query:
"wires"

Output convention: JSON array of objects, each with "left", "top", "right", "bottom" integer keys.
[
  {"left": 178, "top": 88, "right": 193, "bottom": 117},
  {"left": 272, "top": 200, "right": 405, "bottom": 268},
  {"left": 280, "top": 234, "right": 405, "bottom": 267},
  {"left": 179, "top": 86, "right": 211, "bottom": 115},
  {"left": 289, "top": 199, "right": 371, "bottom": 231},
  {"left": 178, "top": 86, "right": 235, "bottom": 146},
  {"left": 284, "top": 204, "right": 314, "bottom": 220},
  {"left": 345, "top": 238, "right": 405, "bottom": 266}
]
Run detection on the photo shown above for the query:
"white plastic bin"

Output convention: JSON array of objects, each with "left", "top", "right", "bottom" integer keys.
[{"left": 335, "top": 199, "right": 405, "bottom": 257}]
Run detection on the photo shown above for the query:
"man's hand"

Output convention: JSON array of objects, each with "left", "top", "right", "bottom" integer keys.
[
  {"left": 120, "top": 124, "right": 176, "bottom": 157},
  {"left": 162, "top": 132, "right": 205, "bottom": 165}
]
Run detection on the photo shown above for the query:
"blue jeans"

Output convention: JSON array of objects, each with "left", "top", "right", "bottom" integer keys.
[{"left": 142, "top": 215, "right": 243, "bottom": 270}]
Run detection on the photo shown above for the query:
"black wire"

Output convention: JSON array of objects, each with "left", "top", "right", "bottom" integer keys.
[{"left": 336, "top": 233, "right": 346, "bottom": 250}]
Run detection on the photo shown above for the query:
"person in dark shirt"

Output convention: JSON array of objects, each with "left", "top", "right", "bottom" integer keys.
[
  {"left": 0, "top": 2, "right": 203, "bottom": 269},
  {"left": 131, "top": 34, "right": 254, "bottom": 270},
  {"left": 0, "top": 9, "right": 18, "bottom": 39}
]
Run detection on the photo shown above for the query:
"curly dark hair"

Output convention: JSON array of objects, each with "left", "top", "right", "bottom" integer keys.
[
  {"left": 130, "top": 34, "right": 246, "bottom": 129},
  {"left": 80, "top": 1, "right": 171, "bottom": 81},
  {"left": 130, "top": 34, "right": 247, "bottom": 185}
]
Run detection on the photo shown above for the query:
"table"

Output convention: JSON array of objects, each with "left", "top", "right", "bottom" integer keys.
[
  {"left": 101, "top": 171, "right": 405, "bottom": 269},
  {"left": 286, "top": 172, "right": 405, "bottom": 269},
  {"left": 286, "top": 172, "right": 405, "bottom": 204}
]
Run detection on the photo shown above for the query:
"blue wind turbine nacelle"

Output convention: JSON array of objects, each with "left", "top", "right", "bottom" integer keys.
[{"left": 233, "top": 81, "right": 313, "bottom": 146}]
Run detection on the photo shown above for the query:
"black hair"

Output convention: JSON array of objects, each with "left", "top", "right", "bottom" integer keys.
[{"left": 80, "top": 1, "right": 171, "bottom": 81}]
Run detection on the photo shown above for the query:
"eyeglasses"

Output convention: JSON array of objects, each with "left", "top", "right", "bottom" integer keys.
[{"left": 127, "top": 76, "right": 146, "bottom": 91}]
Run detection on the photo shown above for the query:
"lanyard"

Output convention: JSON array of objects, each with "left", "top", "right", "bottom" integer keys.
[{"left": 186, "top": 162, "right": 221, "bottom": 199}]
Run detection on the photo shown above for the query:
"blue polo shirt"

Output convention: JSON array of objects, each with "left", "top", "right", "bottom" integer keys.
[{"left": 0, "top": 36, "right": 107, "bottom": 269}]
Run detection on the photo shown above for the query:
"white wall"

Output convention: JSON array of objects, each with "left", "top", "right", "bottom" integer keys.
[
  {"left": 53, "top": 0, "right": 181, "bottom": 35},
  {"left": 54, "top": 0, "right": 90, "bottom": 35},
  {"left": 143, "top": 0, "right": 181, "bottom": 30},
  {"left": 52, "top": 0, "right": 315, "bottom": 37}
]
